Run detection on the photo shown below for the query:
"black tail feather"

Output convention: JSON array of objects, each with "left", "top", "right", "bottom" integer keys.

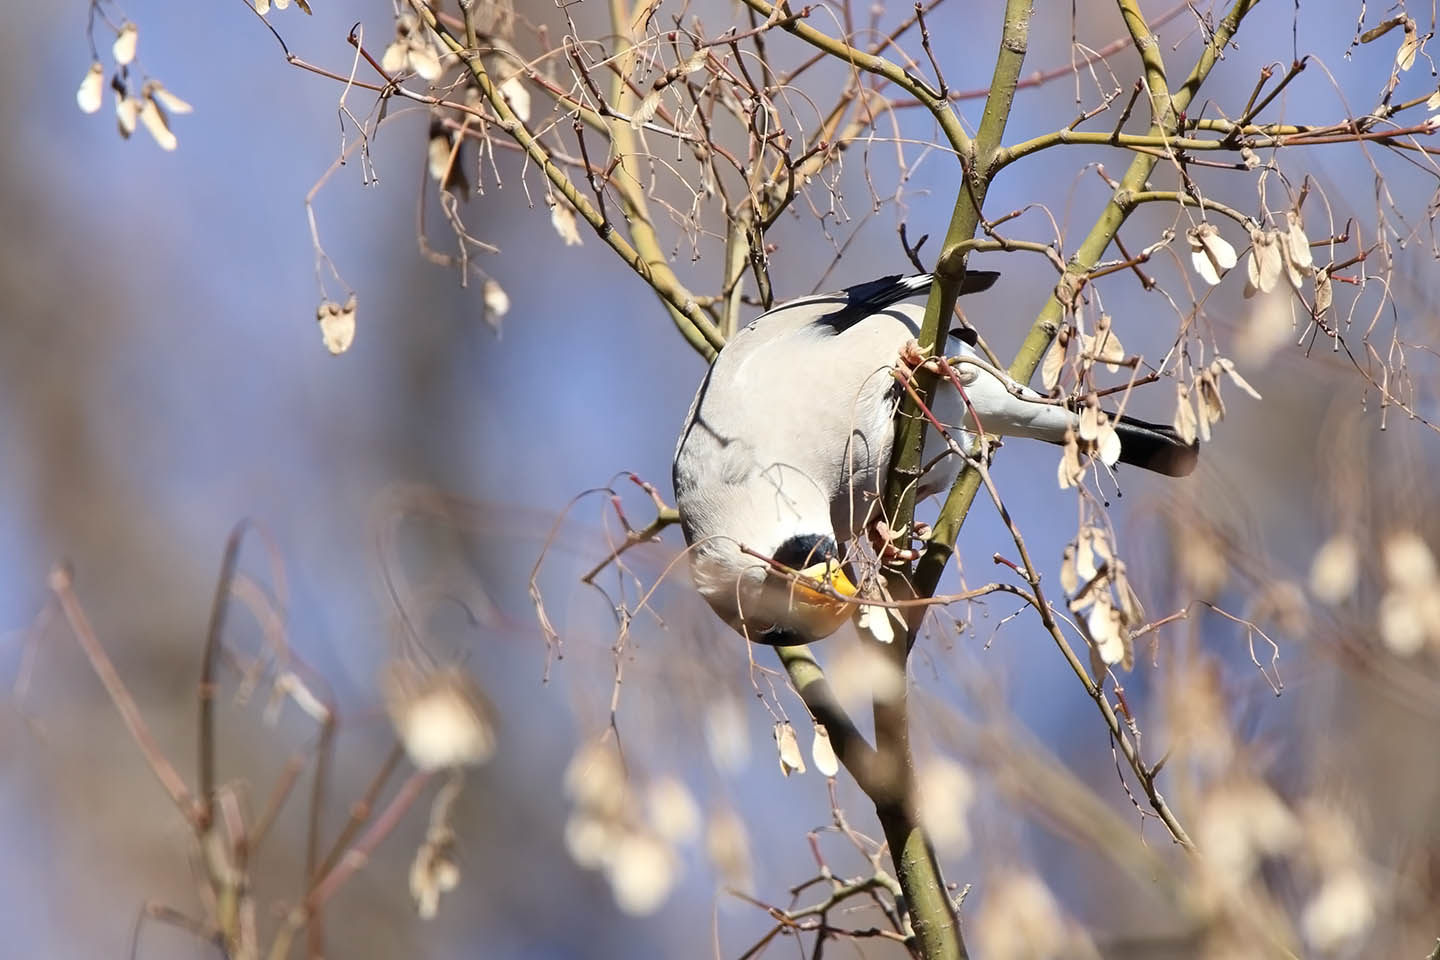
[{"left": 1112, "top": 414, "right": 1198, "bottom": 477}]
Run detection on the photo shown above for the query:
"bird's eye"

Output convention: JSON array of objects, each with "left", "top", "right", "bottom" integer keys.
[{"left": 949, "top": 326, "right": 978, "bottom": 347}]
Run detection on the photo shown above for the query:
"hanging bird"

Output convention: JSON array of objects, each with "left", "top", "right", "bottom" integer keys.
[{"left": 671, "top": 271, "right": 1196, "bottom": 646}]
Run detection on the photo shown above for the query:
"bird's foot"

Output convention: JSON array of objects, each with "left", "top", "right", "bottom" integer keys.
[
  {"left": 870, "top": 519, "right": 921, "bottom": 565},
  {"left": 898, "top": 339, "right": 949, "bottom": 380},
  {"left": 898, "top": 338, "right": 927, "bottom": 372}
]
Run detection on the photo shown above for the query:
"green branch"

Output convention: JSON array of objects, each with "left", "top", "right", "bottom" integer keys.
[
  {"left": 997, "top": 128, "right": 1253, "bottom": 166},
  {"left": 738, "top": 3, "right": 1038, "bottom": 956},
  {"left": 1117, "top": 0, "right": 1174, "bottom": 128},
  {"left": 1121, "top": 189, "right": 1255, "bottom": 229},
  {"left": 774, "top": 645, "right": 884, "bottom": 791},
  {"left": 603, "top": 0, "right": 724, "bottom": 361}
]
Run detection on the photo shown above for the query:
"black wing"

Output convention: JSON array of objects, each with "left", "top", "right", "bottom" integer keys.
[{"left": 815, "top": 271, "right": 1001, "bottom": 332}]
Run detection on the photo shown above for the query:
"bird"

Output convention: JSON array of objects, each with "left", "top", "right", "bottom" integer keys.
[{"left": 671, "top": 271, "right": 1196, "bottom": 646}]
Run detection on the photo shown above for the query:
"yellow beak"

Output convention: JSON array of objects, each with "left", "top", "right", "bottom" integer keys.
[
  {"left": 794, "top": 555, "right": 858, "bottom": 630},
  {"left": 795, "top": 558, "right": 858, "bottom": 606},
  {"left": 764, "top": 556, "right": 860, "bottom": 642}
]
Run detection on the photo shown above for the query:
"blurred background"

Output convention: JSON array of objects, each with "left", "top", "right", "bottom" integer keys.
[{"left": 2, "top": 0, "right": 1437, "bottom": 957}]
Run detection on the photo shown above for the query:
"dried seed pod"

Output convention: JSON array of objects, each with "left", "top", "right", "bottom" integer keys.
[
  {"left": 77, "top": 62, "right": 104, "bottom": 114},
  {"left": 113, "top": 22, "right": 139, "bottom": 66},
  {"left": 773, "top": 721, "right": 806, "bottom": 776},
  {"left": 1188, "top": 223, "right": 1237, "bottom": 285},
  {"left": 382, "top": 662, "right": 497, "bottom": 771}
]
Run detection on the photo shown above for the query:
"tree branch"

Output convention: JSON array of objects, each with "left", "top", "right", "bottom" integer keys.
[
  {"left": 601, "top": 0, "right": 721, "bottom": 360},
  {"left": 1120, "top": 189, "right": 1254, "bottom": 228},
  {"left": 408, "top": 0, "right": 724, "bottom": 360},
  {"left": 915, "top": 0, "right": 1262, "bottom": 604},
  {"left": 1117, "top": 0, "right": 1174, "bottom": 129},
  {"left": 733, "top": 0, "right": 973, "bottom": 157},
  {"left": 831, "top": 6, "right": 1036, "bottom": 960}
]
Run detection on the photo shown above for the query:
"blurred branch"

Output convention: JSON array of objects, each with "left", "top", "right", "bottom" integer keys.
[
  {"left": 48, "top": 565, "right": 203, "bottom": 827},
  {"left": 311, "top": 743, "right": 406, "bottom": 884},
  {"left": 303, "top": 714, "right": 336, "bottom": 957},
  {"left": 48, "top": 563, "right": 253, "bottom": 955},
  {"left": 196, "top": 523, "right": 255, "bottom": 953},
  {"left": 269, "top": 769, "right": 433, "bottom": 960},
  {"left": 46, "top": 527, "right": 399, "bottom": 960},
  {"left": 919, "top": 685, "right": 1184, "bottom": 901},
  {"left": 200, "top": 522, "right": 252, "bottom": 827},
  {"left": 250, "top": 751, "right": 310, "bottom": 853}
]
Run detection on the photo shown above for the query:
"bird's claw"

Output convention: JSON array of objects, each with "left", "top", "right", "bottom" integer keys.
[
  {"left": 871, "top": 519, "right": 921, "bottom": 564},
  {"left": 898, "top": 339, "right": 928, "bottom": 372},
  {"left": 899, "top": 339, "right": 949, "bottom": 380}
]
